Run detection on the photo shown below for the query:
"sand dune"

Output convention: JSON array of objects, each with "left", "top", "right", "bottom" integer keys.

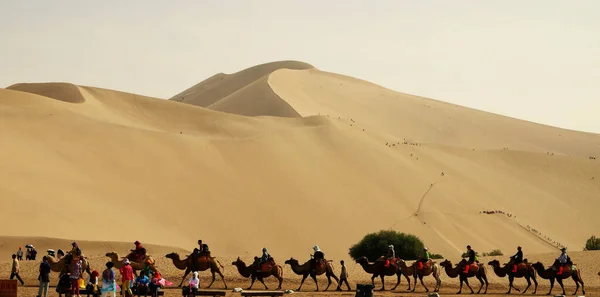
[{"left": 1, "top": 61, "right": 600, "bottom": 277}]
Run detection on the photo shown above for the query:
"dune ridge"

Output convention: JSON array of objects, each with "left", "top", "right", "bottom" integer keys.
[{"left": 1, "top": 61, "right": 599, "bottom": 276}]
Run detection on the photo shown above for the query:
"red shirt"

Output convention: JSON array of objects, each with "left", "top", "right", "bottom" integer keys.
[{"left": 120, "top": 264, "right": 134, "bottom": 281}]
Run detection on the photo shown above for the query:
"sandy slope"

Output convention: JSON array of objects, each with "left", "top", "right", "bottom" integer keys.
[{"left": 1, "top": 61, "right": 600, "bottom": 278}]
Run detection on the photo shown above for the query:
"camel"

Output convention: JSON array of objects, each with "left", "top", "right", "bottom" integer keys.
[
  {"left": 165, "top": 252, "right": 227, "bottom": 288},
  {"left": 231, "top": 257, "right": 283, "bottom": 290},
  {"left": 410, "top": 259, "right": 441, "bottom": 293},
  {"left": 105, "top": 251, "right": 154, "bottom": 276},
  {"left": 440, "top": 259, "right": 488, "bottom": 294},
  {"left": 488, "top": 259, "right": 537, "bottom": 294},
  {"left": 531, "top": 262, "right": 585, "bottom": 296},
  {"left": 47, "top": 255, "right": 92, "bottom": 280},
  {"left": 284, "top": 257, "right": 339, "bottom": 291},
  {"left": 355, "top": 256, "right": 410, "bottom": 291}
]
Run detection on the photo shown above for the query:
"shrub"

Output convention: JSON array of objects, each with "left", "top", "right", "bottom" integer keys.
[
  {"left": 584, "top": 235, "right": 600, "bottom": 250},
  {"left": 349, "top": 230, "right": 427, "bottom": 261},
  {"left": 430, "top": 253, "right": 444, "bottom": 259},
  {"left": 482, "top": 249, "right": 503, "bottom": 257}
]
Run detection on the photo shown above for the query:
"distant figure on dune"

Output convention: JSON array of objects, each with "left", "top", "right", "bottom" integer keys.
[{"left": 16, "top": 247, "right": 23, "bottom": 261}]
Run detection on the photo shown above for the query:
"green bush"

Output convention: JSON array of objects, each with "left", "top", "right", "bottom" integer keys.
[
  {"left": 430, "top": 253, "right": 444, "bottom": 259},
  {"left": 349, "top": 230, "right": 427, "bottom": 261},
  {"left": 584, "top": 235, "right": 600, "bottom": 250},
  {"left": 482, "top": 249, "right": 503, "bottom": 257}
]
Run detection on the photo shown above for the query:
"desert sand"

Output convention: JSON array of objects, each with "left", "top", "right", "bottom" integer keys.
[{"left": 1, "top": 60, "right": 599, "bottom": 295}]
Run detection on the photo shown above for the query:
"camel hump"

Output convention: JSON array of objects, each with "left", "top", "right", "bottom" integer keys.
[{"left": 523, "top": 258, "right": 528, "bottom": 263}]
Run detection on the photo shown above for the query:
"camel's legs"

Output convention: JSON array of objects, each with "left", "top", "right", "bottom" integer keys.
[
  {"left": 378, "top": 274, "right": 385, "bottom": 291},
  {"left": 216, "top": 269, "right": 227, "bottom": 289},
  {"left": 522, "top": 276, "right": 531, "bottom": 294},
  {"left": 557, "top": 277, "right": 565, "bottom": 296},
  {"left": 310, "top": 274, "right": 319, "bottom": 291},
  {"left": 207, "top": 271, "right": 216, "bottom": 288},
  {"left": 258, "top": 276, "right": 268, "bottom": 290},
  {"left": 419, "top": 275, "right": 429, "bottom": 292},
  {"left": 328, "top": 272, "right": 340, "bottom": 291},
  {"left": 475, "top": 275, "right": 482, "bottom": 294},
  {"left": 178, "top": 268, "right": 192, "bottom": 287},
  {"left": 391, "top": 271, "right": 400, "bottom": 291},
  {"left": 404, "top": 273, "right": 411, "bottom": 291},
  {"left": 531, "top": 274, "right": 538, "bottom": 294},
  {"left": 296, "top": 274, "right": 308, "bottom": 291},
  {"left": 370, "top": 274, "right": 376, "bottom": 287},
  {"left": 435, "top": 272, "right": 441, "bottom": 292},
  {"left": 247, "top": 275, "right": 256, "bottom": 290},
  {"left": 548, "top": 277, "right": 555, "bottom": 295},
  {"left": 457, "top": 276, "right": 464, "bottom": 294},
  {"left": 464, "top": 276, "right": 474, "bottom": 294}
]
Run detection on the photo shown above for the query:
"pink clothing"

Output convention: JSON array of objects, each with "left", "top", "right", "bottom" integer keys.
[{"left": 119, "top": 264, "right": 134, "bottom": 281}]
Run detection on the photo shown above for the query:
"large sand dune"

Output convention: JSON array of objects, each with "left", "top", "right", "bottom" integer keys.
[{"left": 1, "top": 61, "right": 600, "bottom": 275}]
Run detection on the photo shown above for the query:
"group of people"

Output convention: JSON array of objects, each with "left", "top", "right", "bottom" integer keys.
[
  {"left": 463, "top": 245, "right": 571, "bottom": 275},
  {"left": 16, "top": 246, "right": 38, "bottom": 261}
]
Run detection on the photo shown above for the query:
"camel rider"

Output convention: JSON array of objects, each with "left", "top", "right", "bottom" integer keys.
[
  {"left": 463, "top": 245, "right": 477, "bottom": 274},
  {"left": 64, "top": 242, "right": 82, "bottom": 272},
  {"left": 130, "top": 241, "right": 147, "bottom": 262},
  {"left": 418, "top": 247, "right": 431, "bottom": 270},
  {"left": 510, "top": 246, "right": 523, "bottom": 273},
  {"left": 554, "top": 247, "right": 569, "bottom": 275},
  {"left": 384, "top": 245, "right": 395, "bottom": 268},
  {"left": 310, "top": 245, "right": 325, "bottom": 273},
  {"left": 255, "top": 248, "right": 271, "bottom": 272}
]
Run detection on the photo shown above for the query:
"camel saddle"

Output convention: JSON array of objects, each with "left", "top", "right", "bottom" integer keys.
[
  {"left": 259, "top": 259, "right": 276, "bottom": 272},
  {"left": 385, "top": 257, "right": 400, "bottom": 268},
  {"left": 419, "top": 259, "right": 435, "bottom": 270}
]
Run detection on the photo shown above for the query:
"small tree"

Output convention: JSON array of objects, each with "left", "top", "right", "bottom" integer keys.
[
  {"left": 584, "top": 235, "right": 600, "bottom": 251},
  {"left": 349, "top": 230, "right": 427, "bottom": 261}
]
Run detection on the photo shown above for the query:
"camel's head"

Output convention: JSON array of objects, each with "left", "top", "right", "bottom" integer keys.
[
  {"left": 487, "top": 259, "right": 500, "bottom": 267},
  {"left": 597, "top": 271, "right": 600, "bottom": 277},
  {"left": 165, "top": 252, "right": 178, "bottom": 259},
  {"left": 355, "top": 256, "right": 369, "bottom": 264},
  {"left": 439, "top": 259, "right": 451, "bottom": 267},
  {"left": 105, "top": 251, "right": 117, "bottom": 257},
  {"left": 231, "top": 257, "right": 243, "bottom": 266},
  {"left": 531, "top": 262, "right": 544, "bottom": 269},
  {"left": 284, "top": 258, "right": 297, "bottom": 265}
]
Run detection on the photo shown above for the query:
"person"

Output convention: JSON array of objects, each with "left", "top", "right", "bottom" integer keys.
[
  {"left": 47, "top": 249, "right": 56, "bottom": 258},
  {"left": 130, "top": 241, "right": 147, "bottom": 263},
  {"left": 10, "top": 254, "right": 24, "bottom": 285},
  {"left": 555, "top": 247, "right": 569, "bottom": 275},
  {"left": 30, "top": 247, "right": 38, "bottom": 260},
  {"left": 255, "top": 248, "right": 271, "bottom": 272},
  {"left": 17, "top": 247, "right": 23, "bottom": 261},
  {"left": 141, "top": 260, "right": 156, "bottom": 279},
  {"left": 120, "top": 259, "right": 134, "bottom": 297},
  {"left": 87, "top": 270, "right": 100, "bottom": 297},
  {"left": 310, "top": 245, "right": 325, "bottom": 273},
  {"left": 134, "top": 271, "right": 150, "bottom": 297},
  {"left": 186, "top": 271, "right": 200, "bottom": 297},
  {"left": 384, "top": 245, "right": 396, "bottom": 268},
  {"left": 100, "top": 262, "right": 117, "bottom": 297},
  {"left": 510, "top": 246, "right": 523, "bottom": 273},
  {"left": 418, "top": 247, "right": 431, "bottom": 270},
  {"left": 57, "top": 249, "right": 65, "bottom": 260},
  {"left": 463, "top": 245, "right": 477, "bottom": 274},
  {"left": 70, "top": 258, "right": 83, "bottom": 297},
  {"left": 38, "top": 256, "right": 51, "bottom": 297},
  {"left": 65, "top": 242, "right": 82, "bottom": 272},
  {"left": 336, "top": 260, "right": 351, "bottom": 291}
]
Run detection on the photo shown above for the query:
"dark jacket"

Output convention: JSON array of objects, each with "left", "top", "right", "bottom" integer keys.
[
  {"left": 39, "top": 262, "right": 51, "bottom": 282},
  {"left": 467, "top": 250, "right": 476, "bottom": 263},
  {"left": 512, "top": 250, "right": 523, "bottom": 263}
]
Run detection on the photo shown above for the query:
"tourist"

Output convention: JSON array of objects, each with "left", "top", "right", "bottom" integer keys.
[
  {"left": 100, "top": 262, "right": 116, "bottom": 297},
  {"left": 134, "top": 270, "right": 150, "bottom": 297},
  {"left": 186, "top": 271, "right": 199, "bottom": 297},
  {"left": 10, "top": 254, "right": 24, "bottom": 285},
  {"left": 336, "top": 260, "right": 351, "bottom": 291},
  {"left": 70, "top": 258, "right": 83, "bottom": 297},
  {"left": 120, "top": 259, "right": 134, "bottom": 297},
  {"left": 38, "top": 256, "right": 51, "bottom": 297},
  {"left": 16, "top": 247, "right": 23, "bottom": 261}
]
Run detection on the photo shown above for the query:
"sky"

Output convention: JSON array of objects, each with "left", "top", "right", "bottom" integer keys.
[{"left": 1, "top": 0, "right": 599, "bottom": 133}]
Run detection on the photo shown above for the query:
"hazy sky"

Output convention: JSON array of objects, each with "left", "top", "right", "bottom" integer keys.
[{"left": 1, "top": 1, "right": 599, "bottom": 133}]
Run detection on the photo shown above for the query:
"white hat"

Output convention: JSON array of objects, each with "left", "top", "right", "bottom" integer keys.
[
  {"left": 424, "top": 247, "right": 428, "bottom": 250},
  {"left": 389, "top": 245, "right": 394, "bottom": 248},
  {"left": 123, "top": 259, "right": 130, "bottom": 264},
  {"left": 313, "top": 245, "right": 321, "bottom": 252},
  {"left": 193, "top": 271, "right": 198, "bottom": 276}
]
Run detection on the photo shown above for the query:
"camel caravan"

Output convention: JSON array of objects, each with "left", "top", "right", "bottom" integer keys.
[{"left": 43, "top": 239, "right": 588, "bottom": 296}]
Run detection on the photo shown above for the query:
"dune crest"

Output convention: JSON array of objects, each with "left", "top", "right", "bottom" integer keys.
[{"left": 7, "top": 82, "right": 85, "bottom": 103}]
